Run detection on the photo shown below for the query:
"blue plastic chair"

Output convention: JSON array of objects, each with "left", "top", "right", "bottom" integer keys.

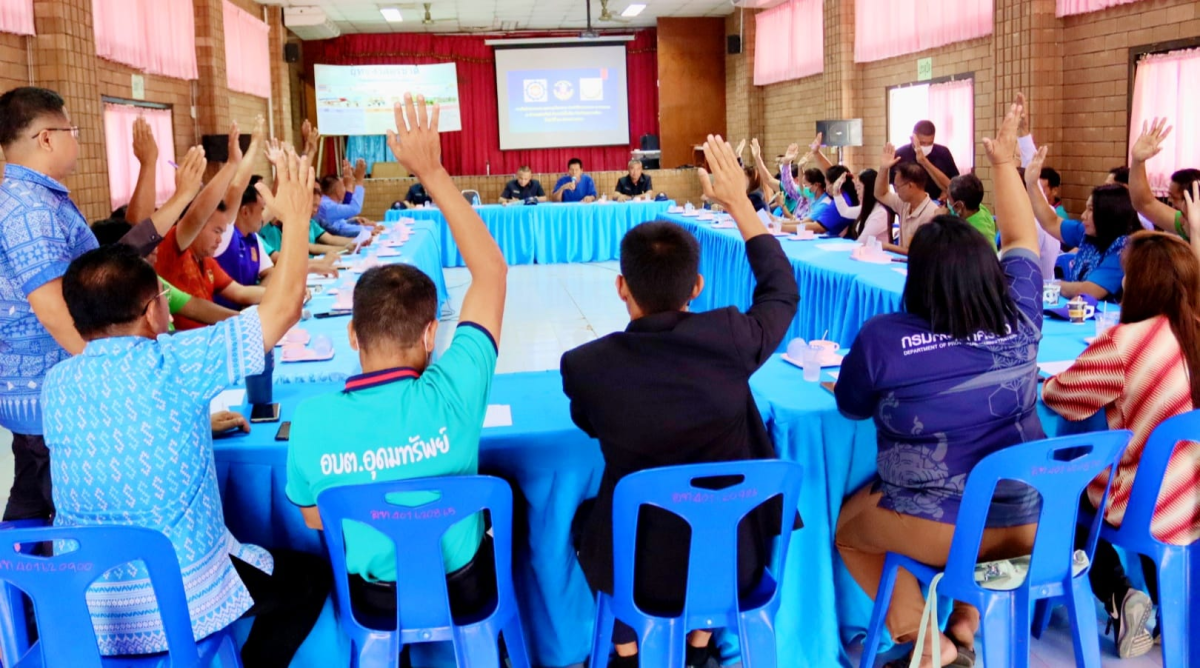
[
  {"left": 1056, "top": 252, "right": 1076, "bottom": 278},
  {"left": 588, "top": 460, "right": 805, "bottom": 668},
  {"left": 858, "top": 430, "right": 1132, "bottom": 668},
  {"left": 0, "top": 522, "right": 240, "bottom": 668},
  {"left": 316, "top": 475, "right": 529, "bottom": 668},
  {"left": 1036, "top": 410, "right": 1200, "bottom": 666}
]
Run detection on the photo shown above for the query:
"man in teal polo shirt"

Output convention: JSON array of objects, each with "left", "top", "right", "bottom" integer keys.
[{"left": 286, "top": 93, "right": 508, "bottom": 616}]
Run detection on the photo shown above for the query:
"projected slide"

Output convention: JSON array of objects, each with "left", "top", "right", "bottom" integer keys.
[
  {"left": 495, "top": 45, "right": 630, "bottom": 150},
  {"left": 314, "top": 64, "right": 462, "bottom": 136}
]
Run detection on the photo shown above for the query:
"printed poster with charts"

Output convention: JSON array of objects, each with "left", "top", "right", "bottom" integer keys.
[{"left": 314, "top": 63, "right": 463, "bottom": 136}]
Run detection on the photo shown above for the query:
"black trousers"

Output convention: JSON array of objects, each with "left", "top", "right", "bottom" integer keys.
[
  {"left": 1074, "top": 502, "right": 1159, "bottom": 610},
  {"left": 3, "top": 433, "right": 54, "bottom": 522},
  {"left": 231, "top": 549, "right": 332, "bottom": 668}
]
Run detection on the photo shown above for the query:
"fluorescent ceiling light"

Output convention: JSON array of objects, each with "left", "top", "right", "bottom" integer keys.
[
  {"left": 622, "top": 3, "right": 646, "bottom": 17},
  {"left": 380, "top": 7, "right": 403, "bottom": 22}
]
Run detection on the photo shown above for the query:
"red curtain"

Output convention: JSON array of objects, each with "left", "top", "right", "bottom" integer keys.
[{"left": 304, "top": 31, "right": 659, "bottom": 176}]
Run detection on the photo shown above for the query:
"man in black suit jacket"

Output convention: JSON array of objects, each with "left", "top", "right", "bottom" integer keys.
[
  {"left": 891, "top": 120, "right": 959, "bottom": 201},
  {"left": 562, "top": 135, "right": 799, "bottom": 668}
]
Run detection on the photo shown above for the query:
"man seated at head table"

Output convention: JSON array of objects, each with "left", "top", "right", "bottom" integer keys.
[
  {"left": 43, "top": 147, "right": 330, "bottom": 666},
  {"left": 286, "top": 94, "right": 508, "bottom": 624},
  {"left": 562, "top": 135, "right": 799, "bottom": 668},
  {"left": 553, "top": 157, "right": 598, "bottom": 203},
  {"left": 500, "top": 165, "right": 546, "bottom": 203},
  {"left": 614, "top": 159, "right": 654, "bottom": 202},
  {"left": 403, "top": 179, "right": 433, "bottom": 208},
  {"left": 891, "top": 119, "right": 960, "bottom": 202},
  {"left": 155, "top": 123, "right": 271, "bottom": 330}
]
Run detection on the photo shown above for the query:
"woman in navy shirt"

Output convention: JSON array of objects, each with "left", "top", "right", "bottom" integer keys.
[
  {"left": 834, "top": 98, "right": 1043, "bottom": 668},
  {"left": 1026, "top": 148, "right": 1142, "bottom": 302}
]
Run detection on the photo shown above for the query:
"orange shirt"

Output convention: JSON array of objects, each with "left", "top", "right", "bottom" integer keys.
[{"left": 154, "top": 227, "right": 233, "bottom": 330}]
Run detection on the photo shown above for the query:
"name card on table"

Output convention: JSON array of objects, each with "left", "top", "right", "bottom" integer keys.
[{"left": 483, "top": 405, "right": 513, "bottom": 428}]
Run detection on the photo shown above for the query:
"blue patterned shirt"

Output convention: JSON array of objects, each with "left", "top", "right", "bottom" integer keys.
[
  {"left": 42, "top": 310, "right": 273, "bottom": 655},
  {"left": 0, "top": 164, "right": 97, "bottom": 434}
]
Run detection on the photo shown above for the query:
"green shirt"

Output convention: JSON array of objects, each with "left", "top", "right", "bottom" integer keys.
[
  {"left": 286, "top": 324, "right": 498, "bottom": 581},
  {"left": 258, "top": 220, "right": 327, "bottom": 257},
  {"left": 966, "top": 205, "right": 998, "bottom": 250},
  {"left": 1175, "top": 209, "right": 1189, "bottom": 241},
  {"left": 164, "top": 278, "right": 190, "bottom": 333}
]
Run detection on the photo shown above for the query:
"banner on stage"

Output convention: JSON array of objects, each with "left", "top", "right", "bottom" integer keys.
[{"left": 314, "top": 63, "right": 463, "bottom": 135}]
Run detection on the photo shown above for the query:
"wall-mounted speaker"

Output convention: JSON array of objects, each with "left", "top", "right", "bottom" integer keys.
[
  {"left": 727, "top": 35, "right": 742, "bottom": 55},
  {"left": 816, "top": 120, "right": 864, "bottom": 148},
  {"left": 201, "top": 134, "right": 252, "bottom": 163},
  {"left": 284, "top": 43, "right": 300, "bottom": 64}
]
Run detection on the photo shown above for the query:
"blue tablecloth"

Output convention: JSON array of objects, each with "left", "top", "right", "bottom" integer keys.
[
  {"left": 215, "top": 372, "right": 605, "bottom": 668},
  {"left": 272, "top": 219, "right": 448, "bottom": 385},
  {"left": 385, "top": 201, "right": 673, "bottom": 267}
]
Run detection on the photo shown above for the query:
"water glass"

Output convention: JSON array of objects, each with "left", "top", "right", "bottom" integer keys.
[
  {"left": 1095, "top": 310, "right": 1119, "bottom": 338},
  {"left": 802, "top": 343, "right": 822, "bottom": 382},
  {"left": 1042, "top": 280, "right": 1062, "bottom": 306}
]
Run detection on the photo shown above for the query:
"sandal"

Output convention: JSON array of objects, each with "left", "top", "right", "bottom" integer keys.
[{"left": 947, "top": 636, "right": 975, "bottom": 667}]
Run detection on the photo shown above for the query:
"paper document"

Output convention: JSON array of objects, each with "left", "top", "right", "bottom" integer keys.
[
  {"left": 210, "top": 389, "right": 246, "bottom": 415},
  {"left": 815, "top": 243, "right": 856, "bottom": 252},
  {"left": 827, "top": 371, "right": 840, "bottom": 381},
  {"left": 893, "top": 268, "right": 908, "bottom": 276},
  {"left": 1037, "top": 361, "right": 1074, "bottom": 377},
  {"left": 483, "top": 405, "right": 513, "bottom": 428}
]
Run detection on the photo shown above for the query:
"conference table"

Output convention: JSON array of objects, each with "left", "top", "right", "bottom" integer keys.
[
  {"left": 384, "top": 200, "right": 673, "bottom": 267},
  {"left": 212, "top": 206, "right": 1113, "bottom": 667}
]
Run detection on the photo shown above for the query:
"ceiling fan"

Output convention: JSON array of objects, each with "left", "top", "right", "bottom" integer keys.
[
  {"left": 597, "top": 0, "right": 633, "bottom": 23},
  {"left": 420, "top": 2, "right": 454, "bottom": 26}
]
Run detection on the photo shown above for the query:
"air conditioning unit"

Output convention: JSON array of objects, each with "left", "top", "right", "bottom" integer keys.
[{"left": 284, "top": 7, "right": 341, "bottom": 40}]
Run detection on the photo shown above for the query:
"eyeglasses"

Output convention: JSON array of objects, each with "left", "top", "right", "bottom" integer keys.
[
  {"left": 141, "top": 285, "right": 171, "bottom": 316},
  {"left": 30, "top": 126, "right": 79, "bottom": 140}
]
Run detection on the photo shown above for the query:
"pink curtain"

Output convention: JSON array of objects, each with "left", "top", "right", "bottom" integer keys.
[
  {"left": 854, "top": 0, "right": 992, "bottom": 63},
  {"left": 754, "top": 0, "right": 823, "bottom": 86},
  {"left": 223, "top": 1, "right": 271, "bottom": 99},
  {"left": 926, "top": 79, "right": 975, "bottom": 173},
  {"left": 1129, "top": 48, "right": 1200, "bottom": 196},
  {"left": 0, "top": 0, "right": 34, "bottom": 36},
  {"left": 104, "top": 103, "right": 177, "bottom": 212},
  {"left": 93, "top": 0, "right": 196, "bottom": 79},
  {"left": 1057, "top": 0, "right": 1144, "bottom": 17}
]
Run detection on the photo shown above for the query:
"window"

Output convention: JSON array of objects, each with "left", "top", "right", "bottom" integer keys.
[
  {"left": 104, "top": 103, "right": 177, "bottom": 213},
  {"left": 92, "top": 0, "right": 197, "bottom": 79},
  {"left": 754, "top": 0, "right": 823, "bottom": 86},
  {"left": 0, "top": 0, "right": 34, "bottom": 36},
  {"left": 888, "top": 78, "right": 975, "bottom": 172},
  {"left": 1057, "top": 0, "right": 1145, "bottom": 17},
  {"left": 223, "top": 1, "right": 272, "bottom": 99},
  {"left": 855, "top": 0, "right": 992, "bottom": 64},
  {"left": 1129, "top": 47, "right": 1200, "bottom": 195}
]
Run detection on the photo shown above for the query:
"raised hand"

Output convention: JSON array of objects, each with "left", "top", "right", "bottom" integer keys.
[
  {"left": 1016, "top": 92, "right": 1030, "bottom": 137},
  {"left": 249, "top": 115, "right": 266, "bottom": 149},
  {"left": 910, "top": 134, "right": 927, "bottom": 163},
  {"left": 831, "top": 172, "right": 848, "bottom": 196},
  {"left": 174, "top": 146, "right": 207, "bottom": 201},
  {"left": 1131, "top": 117, "right": 1172, "bottom": 163},
  {"left": 1025, "top": 146, "right": 1048, "bottom": 190},
  {"left": 132, "top": 117, "right": 158, "bottom": 165},
  {"left": 257, "top": 146, "right": 314, "bottom": 233},
  {"left": 984, "top": 97, "right": 1023, "bottom": 167},
  {"left": 302, "top": 121, "right": 320, "bottom": 157},
  {"left": 227, "top": 121, "right": 242, "bottom": 162},
  {"left": 697, "top": 134, "right": 750, "bottom": 209},
  {"left": 341, "top": 158, "right": 354, "bottom": 190},
  {"left": 735, "top": 138, "right": 747, "bottom": 159},
  {"left": 750, "top": 138, "right": 761, "bottom": 161},
  {"left": 782, "top": 143, "right": 800, "bottom": 164},
  {"left": 386, "top": 93, "right": 443, "bottom": 178},
  {"left": 809, "top": 132, "right": 824, "bottom": 152},
  {"left": 354, "top": 158, "right": 367, "bottom": 181},
  {"left": 880, "top": 142, "right": 901, "bottom": 170},
  {"left": 266, "top": 137, "right": 285, "bottom": 165}
]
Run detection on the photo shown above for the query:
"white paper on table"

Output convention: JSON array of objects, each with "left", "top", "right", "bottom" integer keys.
[
  {"left": 756, "top": 209, "right": 774, "bottom": 228},
  {"left": 483, "top": 405, "right": 513, "bottom": 428},
  {"left": 815, "top": 243, "right": 856, "bottom": 252},
  {"left": 827, "top": 371, "right": 840, "bottom": 381},
  {"left": 1037, "top": 361, "right": 1075, "bottom": 377},
  {"left": 307, "top": 276, "right": 337, "bottom": 286},
  {"left": 209, "top": 389, "right": 246, "bottom": 415},
  {"left": 893, "top": 267, "right": 908, "bottom": 276}
]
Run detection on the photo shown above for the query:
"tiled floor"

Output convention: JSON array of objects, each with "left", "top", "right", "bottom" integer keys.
[{"left": 0, "top": 261, "right": 1166, "bottom": 667}]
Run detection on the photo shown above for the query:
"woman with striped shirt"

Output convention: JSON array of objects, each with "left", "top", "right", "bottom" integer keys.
[{"left": 1043, "top": 230, "right": 1200, "bottom": 658}]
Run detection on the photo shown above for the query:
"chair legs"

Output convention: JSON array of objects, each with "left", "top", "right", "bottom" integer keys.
[
  {"left": 858, "top": 557, "right": 900, "bottom": 668},
  {"left": 1065, "top": 575, "right": 1102, "bottom": 668},
  {"left": 1031, "top": 597, "right": 1053, "bottom": 639},
  {"left": 589, "top": 596, "right": 616, "bottom": 668},
  {"left": 1154, "top": 547, "right": 1199, "bottom": 668},
  {"left": 501, "top": 611, "right": 531, "bottom": 668},
  {"left": 737, "top": 609, "right": 778, "bottom": 668},
  {"left": 978, "top": 593, "right": 1031, "bottom": 668}
]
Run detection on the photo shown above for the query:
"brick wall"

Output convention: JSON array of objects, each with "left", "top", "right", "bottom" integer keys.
[
  {"left": 727, "top": 0, "right": 1200, "bottom": 214},
  {"left": 359, "top": 169, "right": 706, "bottom": 221},
  {"left": 0, "top": 0, "right": 286, "bottom": 221}
]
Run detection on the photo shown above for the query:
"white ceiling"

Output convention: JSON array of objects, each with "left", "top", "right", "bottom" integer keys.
[{"left": 274, "top": 0, "right": 741, "bottom": 34}]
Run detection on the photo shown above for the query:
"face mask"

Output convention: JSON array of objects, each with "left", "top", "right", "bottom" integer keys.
[
  {"left": 920, "top": 145, "right": 934, "bottom": 156},
  {"left": 803, "top": 187, "right": 815, "bottom": 200}
]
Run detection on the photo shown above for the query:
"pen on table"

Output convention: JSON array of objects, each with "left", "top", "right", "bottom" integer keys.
[{"left": 168, "top": 161, "right": 179, "bottom": 169}]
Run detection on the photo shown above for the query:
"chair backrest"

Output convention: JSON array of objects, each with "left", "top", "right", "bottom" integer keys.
[
  {"left": 0, "top": 524, "right": 200, "bottom": 668},
  {"left": 1113, "top": 409, "right": 1200, "bottom": 545},
  {"left": 461, "top": 190, "right": 481, "bottom": 205},
  {"left": 610, "top": 460, "right": 804, "bottom": 627},
  {"left": 943, "top": 430, "right": 1132, "bottom": 590},
  {"left": 639, "top": 134, "right": 660, "bottom": 151},
  {"left": 316, "top": 476, "right": 515, "bottom": 642},
  {"left": 371, "top": 162, "right": 409, "bottom": 179}
]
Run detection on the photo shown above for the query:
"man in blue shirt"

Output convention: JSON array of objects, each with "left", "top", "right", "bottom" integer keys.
[
  {"left": 316, "top": 158, "right": 383, "bottom": 237},
  {"left": 286, "top": 93, "right": 509, "bottom": 624},
  {"left": 552, "top": 158, "right": 598, "bottom": 203},
  {"left": 215, "top": 178, "right": 273, "bottom": 308},
  {"left": 0, "top": 87, "right": 97, "bottom": 522},
  {"left": 43, "top": 147, "right": 330, "bottom": 665}
]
